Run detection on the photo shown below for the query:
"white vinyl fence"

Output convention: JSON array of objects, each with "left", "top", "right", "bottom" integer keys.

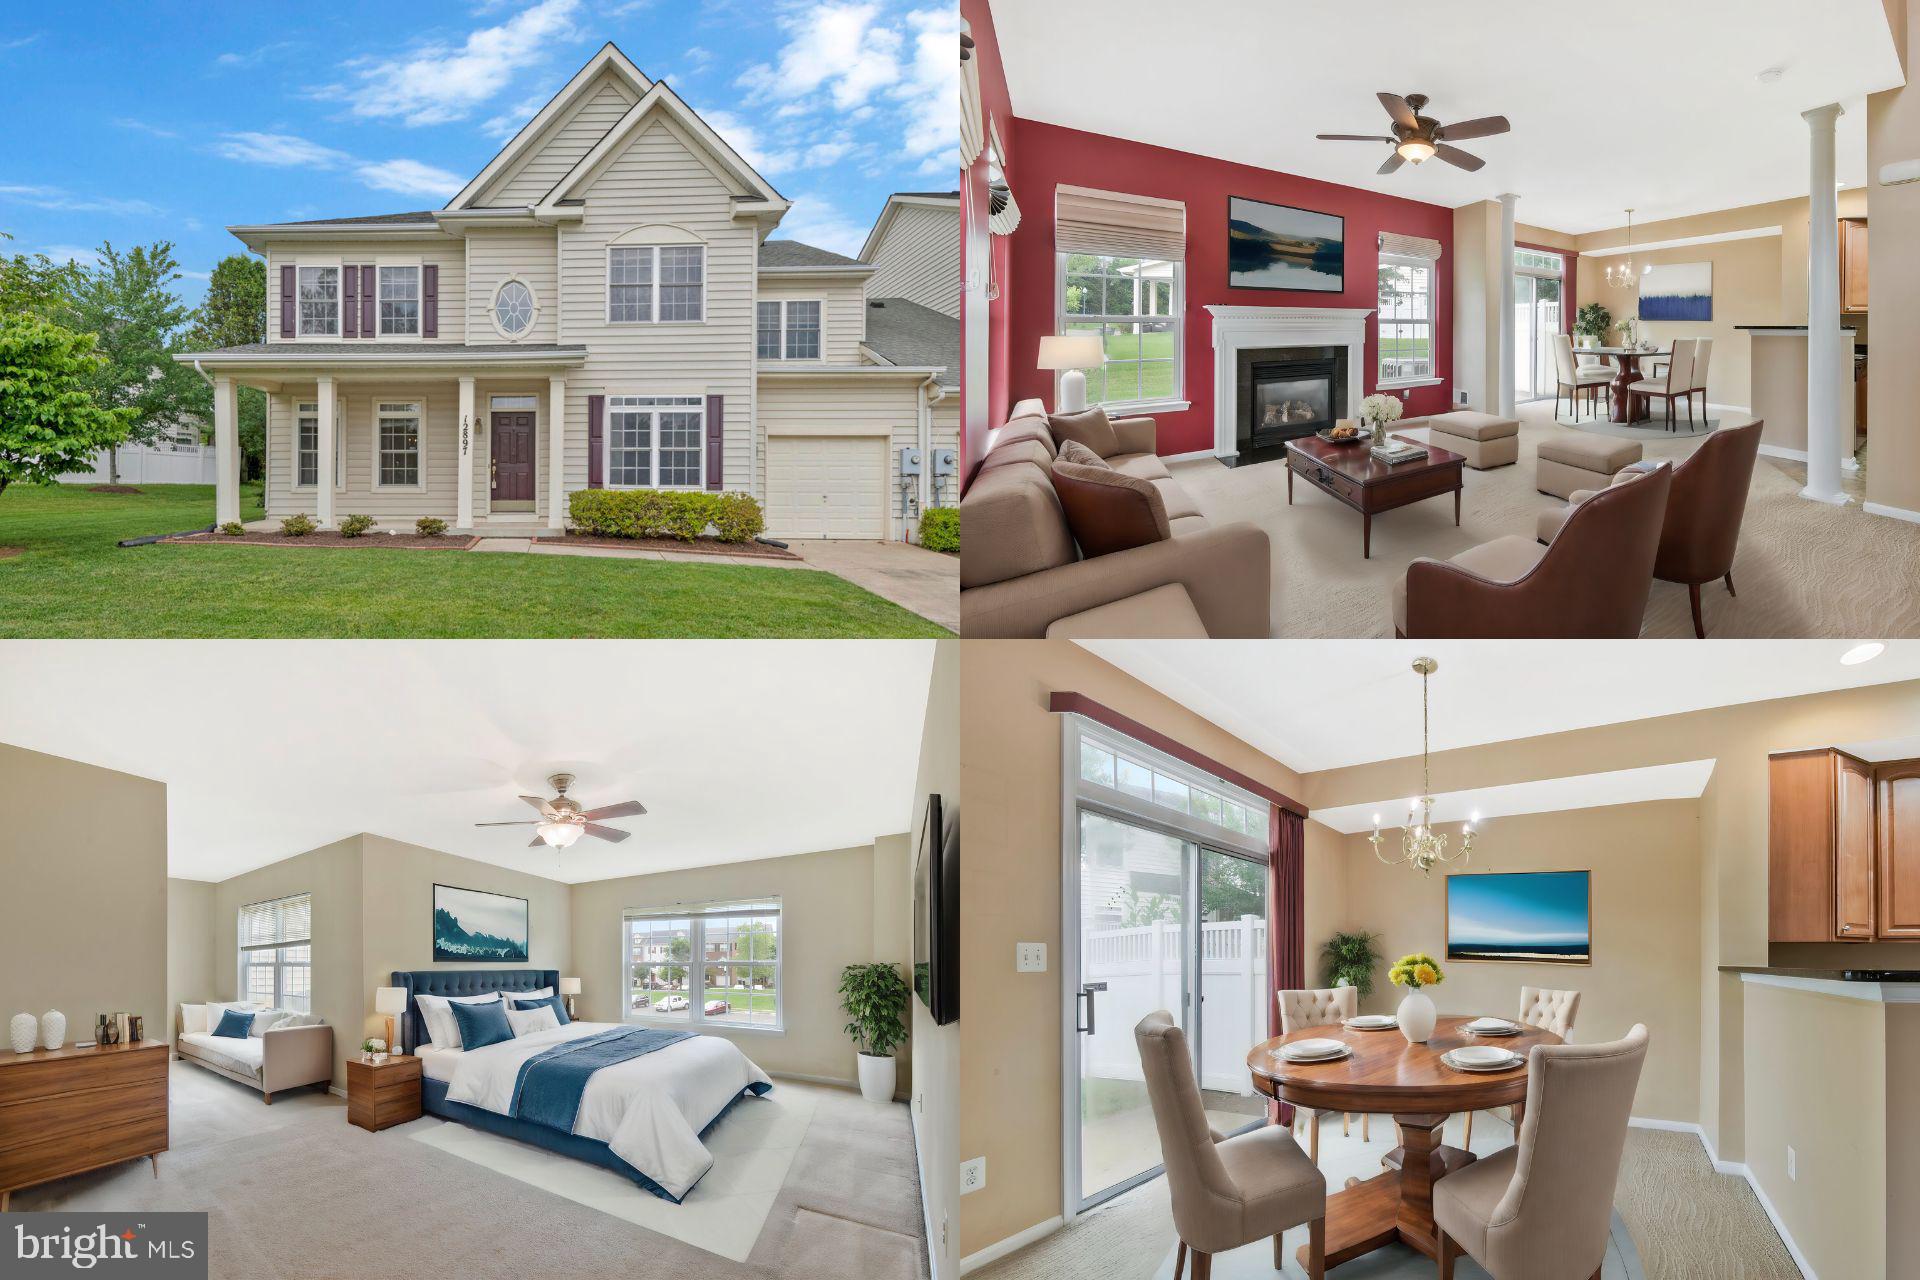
[
  {"left": 1084, "top": 916, "right": 1268, "bottom": 1093},
  {"left": 61, "top": 438, "right": 217, "bottom": 485}
]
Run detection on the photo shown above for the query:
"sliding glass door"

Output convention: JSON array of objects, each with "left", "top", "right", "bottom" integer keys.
[{"left": 1513, "top": 248, "right": 1565, "bottom": 403}]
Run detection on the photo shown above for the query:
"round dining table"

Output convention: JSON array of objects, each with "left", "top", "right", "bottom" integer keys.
[
  {"left": 1246, "top": 1014, "right": 1560, "bottom": 1271},
  {"left": 1575, "top": 346, "right": 1672, "bottom": 423}
]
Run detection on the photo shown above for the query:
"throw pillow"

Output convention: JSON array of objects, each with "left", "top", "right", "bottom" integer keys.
[
  {"left": 448, "top": 998, "right": 515, "bottom": 1051},
  {"left": 1055, "top": 439, "right": 1110, "bottom": 469},
  {"left": 248, "top": 1009, "right": 289, "bottom": 1038},
  {"left": 1048, "top": 406, "right": 1120, "bottom": 457},
  {"left": 212, "top": 1009, "right": 256, "bottom": 1039},
  {"left": 180, "top": 1004, "right": 210, "bottom": 1035},
  {"left": 505, "top": 1004, "right": 561, "bottom": 1038},
  {"left": 415, "top": 991, "right": 504, "bottom": 1049},
  {"left": 511, "top": 994, "right": 571, "bottom": 1026},
  {"left": 1047, "top": 461, "right": 1172, "bottom": 559}
]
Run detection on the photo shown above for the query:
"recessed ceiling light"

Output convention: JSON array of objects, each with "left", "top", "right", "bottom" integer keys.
[
  {"left": 1841, "top": 642, "right": 1886, "bottom": 666},
  {"left": 1758, "top": 65, "right": 1786, "bottom": 84}
]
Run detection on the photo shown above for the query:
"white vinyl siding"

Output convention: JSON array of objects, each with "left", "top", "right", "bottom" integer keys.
[
  {"left": 758, "top": 375, "right": 928, "bottom": 541},
  {"left": 266, "top": 384, "right": 464, "bottom": 519},
  {"left": 865, "top": 201, "right": 960, "bottom": 317},
  {"left": 466, "top": 228, "right": 559, "bottom": 344},
  {"left": 266, "top": 240, "right": 465, "bottom": 344},
  {"left": 485, "top": 74, "right": 640, "bottom": 207},
  {"left": 758, "top": 278, "right": 865, "bottom": 363}
]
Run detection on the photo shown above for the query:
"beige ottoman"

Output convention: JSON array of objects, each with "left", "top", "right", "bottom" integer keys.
[
  {"left": 1424, "top": 411, "right": 1520, "bottom": 469},
  {"left": 1044, "top": 583, "right": 1210, "bottom": 638},
  {"left": 1536, "top": 434, "right": 1643, "bottom": 500}
]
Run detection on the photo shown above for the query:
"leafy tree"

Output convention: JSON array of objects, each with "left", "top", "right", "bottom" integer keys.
[
  {"left": 0, "top": 232, "right": 82, "bottom": 323},
  {"left": 186, "top": 255, "right": 267, "bottom": 478},
  {"left": 663, "top": 935, "right": 692, "bottom": 987},
  {"left": 1111, "top": 885, "right": 1178, "bottom": 927},
  {"left": 0, "top": 315, "right": 133, "bottom": 498},
  {"left": 1201, "top": 854, "right": 1265, "bottom": 921},
  {"left": 66, "top": 242, "right": 205, "bottom": 484}
]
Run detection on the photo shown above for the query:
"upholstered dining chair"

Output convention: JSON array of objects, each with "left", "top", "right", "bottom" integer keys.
[
  {"left": 1136, "top": 1011, "right": 1327, "bottom": 1280},
  {"left": 1461, "top": 987, "right": 1582, "bottom": 1149},
  {"left": 1688, "top": 337, "right": 1714, "bottom": 421},
  {"left": 1629, "top": 339, "right": 1696, "bottom": 429},
  {"left": 1552, "top": 335, "right": 1610, "bottom": 422},
  {"left": 1435, "top": 1025, "right": 1649, "bottom": 1280},
  {"left": 1278, "top": 987, "right": 1366, "bottom": 1155}
]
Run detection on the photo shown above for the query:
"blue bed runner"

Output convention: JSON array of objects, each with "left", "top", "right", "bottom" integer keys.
[{"left": 508, "top": 1027, "right": 694, "bottom": 1133}]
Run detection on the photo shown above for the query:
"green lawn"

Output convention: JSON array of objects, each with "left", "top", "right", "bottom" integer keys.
[{"left": 0, "top": 483, "right": 950, "bottom": 638}]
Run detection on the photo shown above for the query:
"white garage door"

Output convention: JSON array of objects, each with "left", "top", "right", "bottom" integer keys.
[{"left": 765, "top": 435, "right": 887, "bottom": 540}]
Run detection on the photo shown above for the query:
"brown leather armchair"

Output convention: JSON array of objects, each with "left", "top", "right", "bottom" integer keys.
[
  {"left": 1397, "top": 465, "right": 1672, "bottom": 637},
  {"left": 1537, "top": 421, "right": 1761, "bottom": 637}
]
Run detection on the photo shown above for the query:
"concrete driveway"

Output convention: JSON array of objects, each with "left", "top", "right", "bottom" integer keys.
[{"left": 795, "top": 540, "right": 958, "bottom": 632}]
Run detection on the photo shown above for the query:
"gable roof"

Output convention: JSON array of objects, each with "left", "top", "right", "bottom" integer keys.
[
  {"left": 760, "top": 239, "right": 868, "bottom": 270},
  {"left": 859, "top": 192, "right": 961, "bottom": 262},
  {"left": 447, "top": 42, "right": 653, "bottom": 211},
  {"left": 861, "top": 298, "right": 957, "bottom": 388},
  {"left": 536, "top": 79, "right": 787, "bottom": 214}
]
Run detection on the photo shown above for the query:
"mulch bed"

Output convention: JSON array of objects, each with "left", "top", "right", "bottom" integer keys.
[
  {"left": 560, "top": 532, "right": 802, "bottom": 560},
  {"left": 87, "top": 484, "right": 145, "bottom": 495},
  {"left": 164, "top": 531, "right": 478, "bottom": 551},
  {"left": 0, "top": 546, "right": 23, "bottom": 560}
]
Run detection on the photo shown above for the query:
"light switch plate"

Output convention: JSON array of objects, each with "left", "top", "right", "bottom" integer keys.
[
  {"left": 1016, "top": 942, "right": 1047, "bottom": 972},
  {"left": 961, "top": 1157, "right": 986, "bottom": 1194},
  {"left": 1787, "top": 1146, "right": 1796, "bottom": 1180}
]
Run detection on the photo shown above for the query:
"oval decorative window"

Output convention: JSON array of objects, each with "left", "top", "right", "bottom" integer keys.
[{"left": 493, "top": 280, "right": 535, "bottom": 337}]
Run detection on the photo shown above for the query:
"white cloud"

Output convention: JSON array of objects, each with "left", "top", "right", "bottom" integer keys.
[
  {"left": 112, "top": 118, "right": 177, "bottom": 139},
  {"left": 0, "top": 185, "right": 159, "bottom": 217},
  {"left": 684, "top": 45, "right": 712, "bottom": 71},
  {"left": 890, "top": 8, "right": 955, "bottom": 173},
  {"left": 214, "top": 132, "right": 351, "bottom": 168},
  {"left": 179, "top": 269, "right": 212, "bottom": 283},
  {"left": 31, "top": 245, "right": 103, "bottom": 269},
  {"left": 803, "top": 138, "right": 856, "bottom": 167},
  {"left": 738, "top": 3, "right": 903, "bottom": 112},
  {"left": 768, "top": 193, "right": 868, "bottom": 257},
  {"left": 321, "top": 0, "right": 580, "bottom": 127},
  {"left": 215, "top": 41, "right": 295, "bottom": 69},
  {"left": 482, "top": 92, "right": 550, "bottom": 142},
  {"left": 355, "top": 158, "right": 465, "bottom": 199},
  {"left": 702, "top": 109, "right": 796, "bottom": 176},
  {"left": 0, "top": 33, "right": 42, "bottom": 53}
]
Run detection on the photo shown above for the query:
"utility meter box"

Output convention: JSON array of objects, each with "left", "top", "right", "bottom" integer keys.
[
  {"left": 898, "top": 446, "right": 923, "bottom": 476},
  {"left": 932, "top": 448, "right": 957, "bottom": 477}
]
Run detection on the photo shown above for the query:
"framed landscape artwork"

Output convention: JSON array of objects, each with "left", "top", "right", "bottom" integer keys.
[
  {"left": 432, "top": 883, "right": 530, "bottom": 962},
  {"left": 1638, "top": 261, "right": 1712, "bottom": 321},
  {"left": 1445, "top": 870, "right": 1591, "bottom": 965},
  {"left": 1227, "top": 196, "right": 1345, "bottom": 292}
]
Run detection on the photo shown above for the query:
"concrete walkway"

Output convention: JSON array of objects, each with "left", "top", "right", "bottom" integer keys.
[{"left": 793, "top": 540, "right": 959, "bottom": 632}]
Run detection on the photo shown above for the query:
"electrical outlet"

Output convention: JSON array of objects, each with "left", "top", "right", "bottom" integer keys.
[
  {"left": 961, "top": 1157, "right": 986, "bottom": 1194},
  {"left": 1016, "top": 942, "right": 1047, "bottom": 973},
  {"left": 1457, "top": 389, "right": 1469, "bottom": 406},
  {"left": 1787, "top": 1146, "right": 1796, "bottom": 1180}
]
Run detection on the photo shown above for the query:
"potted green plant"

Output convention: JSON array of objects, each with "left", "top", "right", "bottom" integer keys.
[
  {"left": 838, "top": 962, "right": 911, "bottom": 1102},
  {"left": 1573, "top": 302, "right": 1612, "bottom": 349},
  {"left": 1318, "top": 930, "right": 1380, "bottom": 995}
]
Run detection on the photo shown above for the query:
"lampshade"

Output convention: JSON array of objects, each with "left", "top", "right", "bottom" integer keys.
[
  {"left": 537, "top": 819, "right": 585, "bottom": 848},
  {"left": 1036, "top": 334, "right": 1106, "bottom": 371},
  {"left": 560, "top": 977, "right": 582, "bottom": 996},
  {"left": 374, "top": 987, "right": 407, "bottom": 1015}
]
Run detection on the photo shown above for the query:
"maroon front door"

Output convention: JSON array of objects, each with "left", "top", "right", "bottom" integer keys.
[{"left": 491, "top": 412, "right": 535, "bottom": 504}]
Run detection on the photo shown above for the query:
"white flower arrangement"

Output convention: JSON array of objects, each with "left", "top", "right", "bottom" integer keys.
[{"left": 1359, "top": 394, "right": 1404, "bottom": 427}]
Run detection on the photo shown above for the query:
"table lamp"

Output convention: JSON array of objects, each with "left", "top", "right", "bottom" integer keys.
[
  {"left": 1037, "top": 334, "right": 1107, "bottom": 413},
  {"left": 374, "top": 987, "right": 407, "bottom": 1055},
  {"left": 560, "top": 976, "right": 582, "bottom": 1019}
]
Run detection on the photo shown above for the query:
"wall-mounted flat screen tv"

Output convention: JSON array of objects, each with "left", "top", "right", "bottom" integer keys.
[
  {"left": 913, "top": 792, "right": 959, "bottom": 1024},
  {"left": 1445, "top": 870, "right": 1591, "bottom": 965}
]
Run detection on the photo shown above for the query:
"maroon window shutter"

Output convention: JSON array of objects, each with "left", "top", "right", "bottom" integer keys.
[
  {"left": 342, "top": 265, "right": 359, "bottom": 339},
  {"left": 360, "top": 266, "right": 376, "bottom": 338},
  {"left": 278, "top": 264, "right": 295, "bottom": 338},
  {"left": 705, "top": 395, "right": 724, "bottom": 490},
  {"left": 423, "top": 264, "right": 438, "bottom": 338},
  {"left": 587, "top": 395, "right": 605, "bottom": 489}
]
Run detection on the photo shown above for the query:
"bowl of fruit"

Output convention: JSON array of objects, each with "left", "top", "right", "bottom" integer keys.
[{"left": 1317, "top": 422, "right": 1365, "bottom": 446}]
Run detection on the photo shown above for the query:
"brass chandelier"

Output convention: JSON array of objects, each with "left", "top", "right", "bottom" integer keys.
[{"left": 1371, "top": 657, "right": 1477, "bottom": 875}]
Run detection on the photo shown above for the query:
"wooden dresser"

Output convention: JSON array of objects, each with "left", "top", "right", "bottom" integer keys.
[
  {"left": 346, "top": 1053, "right": 422, "bottom": 1132},
  {"left": 0, "top": 1039, "right": 168, "bottom": 1210}
]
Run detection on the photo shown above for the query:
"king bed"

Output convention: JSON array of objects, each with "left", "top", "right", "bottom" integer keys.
[{"left": 394, "top": 968, "right": 773, "bottom": 1202}]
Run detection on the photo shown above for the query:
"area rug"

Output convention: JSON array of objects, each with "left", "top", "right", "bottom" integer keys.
[{"left": 1550, "top": 410, "right": 1722, "bottom": 440}]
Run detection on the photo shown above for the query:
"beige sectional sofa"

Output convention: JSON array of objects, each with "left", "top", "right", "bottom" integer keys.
[
  {"left": 960, "top": 400, "right": 1272, "bottom": 637},
  {"left": 176, "top": 1003, "right": 334, "bottom": 1103}
]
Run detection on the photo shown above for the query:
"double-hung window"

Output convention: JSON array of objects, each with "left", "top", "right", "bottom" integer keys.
[
  {"left": 624, "top": 899, "right": 781, "bottom": 1030},
  {"left": 238, "top": 893, "right": 312, "bottom": 1012},
  {"left": 756, "top": 300, "right": 823, "bottom": 360},
  {"left": 297, "top": 265, "right": 339, "bottom": 337},
  {"left": 378, "top": 265, "right": 420, "bottom": 336},
  {"left": 606, "top": 395, "right": 704, "bottom": 489},
  {"left": 607, "top": 245, "right": 705, "bottom": 324},
  {"left": 294, "top": 401, "right": 343, "bottom": 490},
  {"left": 1059, "top": 253, "right": 1181, "bottom": 408},
  {"left": 1376, "top": 255, "right": 1436, "bottom": 384},
  {"left": 374, "top": 400, "right": 423, "bottom": 489}
]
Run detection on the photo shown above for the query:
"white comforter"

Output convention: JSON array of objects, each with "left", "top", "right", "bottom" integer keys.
[{"left": 442, "top": 1021, "right": 772, "bottom": 1199}]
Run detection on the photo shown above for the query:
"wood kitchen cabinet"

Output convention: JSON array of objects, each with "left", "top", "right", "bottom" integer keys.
[
  {"left": 1841, "top": 218, "right": 1869, "bottom": 311},
  {"left": 1878, "top": 760, "right": 1920, "bottom": 939},
  {"left": 1769, "top": 748, "right": 1876, "bottom": 942}
]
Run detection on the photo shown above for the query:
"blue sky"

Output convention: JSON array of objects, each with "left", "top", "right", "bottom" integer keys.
[{"left": 0, "top": 0, "right": 954, "bottom": 305}]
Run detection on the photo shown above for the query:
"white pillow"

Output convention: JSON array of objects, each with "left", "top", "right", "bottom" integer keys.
[
  {"left": 509, "top": 986, "right": 555, "bottom": 1004},
  {"left": 414, "top": 991, "right": 504, "bottom": 1049},
  {"left": 180, "top": 1004, "right": 210, "bottom": 1035},
  {"left": 268, "top": 1012, "right": 321, "bottom": 1031},
  {"left": 204, "top": 1001, "right": 264, "bottom": 1033},
  {"left": 249, "top": 1008, "right": 289, "bottom": 1038},
  {"left": 505, "top": 1004, "right": 559, "bottom": 1037}
]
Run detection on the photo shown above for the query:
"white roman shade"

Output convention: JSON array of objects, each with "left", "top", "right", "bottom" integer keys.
[
  {"left": 1379, "top": 231, "right": 1443, "bottom": 261},
  {"left": 1055, "top": 185, "right": 1187, "bottom": 259},
  {"left": 239, "top": 893, "right": 311, "bottom": 951}
]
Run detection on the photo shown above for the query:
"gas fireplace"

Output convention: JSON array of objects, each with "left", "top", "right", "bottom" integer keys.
[{"left": 1236, "top": 345, "right": 1348, "bottom": 459}]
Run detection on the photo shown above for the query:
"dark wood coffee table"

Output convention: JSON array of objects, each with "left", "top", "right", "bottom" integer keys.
[{"left": 1286, "top": 433, "right": 1465, "bottom": 558}]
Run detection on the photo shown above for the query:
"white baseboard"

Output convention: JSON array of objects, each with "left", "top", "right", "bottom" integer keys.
[
  {"left": 768, "top": 1069, "right": 857, "bottom": 1090},
  {"left": 1639, "top": 1120, "right": 1813, "bottom": 1279},
  {"left": 959, "top": 1215, "right": 1063, "bottom": 1275},
  {"left": 1161, "top": 449, "right": 1219, "bottom": 465},
  {"left": 1865, "top": 501, "right": 1920, "bottom": 526},
  {"left": 328, "top": 1085, "right": 346, "bottom": 1099},
  {"left": 1758, "top": 443, "right": 1808, "bottom": 462},
  {"left": 912, "top": 1107, "right": 943, "bottom": 1280}
]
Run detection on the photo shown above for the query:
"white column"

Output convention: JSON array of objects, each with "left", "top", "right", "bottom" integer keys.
[
  {"left": 1803, "top": 103, "right": 1849, "bottom": 505},
  {"left": 213, "top": 376, "right": 239, "bottom": 525},
  {"left": 315, "top": 375, "right": 336, "bottom": 528},
  {"left": 1497, "top": 193, "right": 1518, "bottom": 417},
  {"left": 547, "top": 376, "right": 567, "bottom": 529},
  {"left": 456, "top": 376, "right": 476, "bottom": 531}
]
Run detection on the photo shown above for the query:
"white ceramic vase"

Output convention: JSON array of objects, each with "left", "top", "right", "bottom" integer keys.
[
  {"left": 856, "top": 1052, "right": 897, "bottom": 1103},
  {"left": 9, "top": 1013, "right": 36, "bottom": 1054},
  {"left": 1397, "top": 989, "right": 1437, "bottom": 1045},
  {"left": 40, "top": 1010, "right": 66, "bottom": 1050}
]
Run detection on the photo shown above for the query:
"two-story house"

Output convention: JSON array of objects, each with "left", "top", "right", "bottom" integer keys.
[{"left": 178, "top": 43, "right": 957, "bottom": 544}]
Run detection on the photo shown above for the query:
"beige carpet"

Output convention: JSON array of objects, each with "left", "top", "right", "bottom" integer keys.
[
  {"left": 1173, "top": 401, "right": 1920, "bottom": 638},
  {"left": 15, "top": 1059, "right": 928, "bottom": 1280}
]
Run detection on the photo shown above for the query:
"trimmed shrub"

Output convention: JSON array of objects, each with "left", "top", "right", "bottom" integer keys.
[
  {"left": 218, "top": 521, "right": 245, "bottom": 537},
  {"left": 280, "top": 513, "right": 316, "bottom": 538},
  {"left": 338, "top": 513, "right": 375, "bottom": 538},
  {"left": 415, "top": 516, "right": 448, "bottom": 538},
  {"left": 568, "top": 489, "right": 766, "bottom": 545},
  {"left": 919, "top": 507, "right": 959, "bottom": 553}
]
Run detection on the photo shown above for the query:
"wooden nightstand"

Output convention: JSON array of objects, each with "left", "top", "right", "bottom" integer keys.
[{"left": 346, "top": 1054, "right": 422, "bottom": 1132}]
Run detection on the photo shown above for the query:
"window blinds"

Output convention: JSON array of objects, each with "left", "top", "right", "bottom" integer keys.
[
  {"left": 1379, "top": 231, "right": 1443, "bottom": 261},
  {"left": 1055, "top": 185, "right": 1187, "bottom": 260},
  {"left": 238, "top": 893, "right": 311, "bottom": 951},
  {"left": 624, "top": 898, "right": 779, "bottom": 922}
]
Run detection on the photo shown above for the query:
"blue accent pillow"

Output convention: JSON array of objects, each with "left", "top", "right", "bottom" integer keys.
[
  {"left": 511, "top": 994, "right": 571, "bottom": 1026},
  {"left": 450, "top": 997, "right": 514, "bottom": 1050},
  {"left": 212, "top": 1009, "right": 255, "bottom": 1039}
]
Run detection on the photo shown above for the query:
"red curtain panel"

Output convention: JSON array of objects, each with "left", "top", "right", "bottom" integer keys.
[{"left": 1267, "top": 803, "right": 1305, "bottom": 1125}]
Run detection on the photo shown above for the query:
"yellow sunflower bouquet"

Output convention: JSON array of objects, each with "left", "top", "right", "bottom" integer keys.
[{"left": 1388, "top": 952, "right": 1444, "bottom": 990}]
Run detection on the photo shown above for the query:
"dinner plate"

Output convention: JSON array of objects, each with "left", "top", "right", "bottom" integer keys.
[
  {"left": 1465, "top": 1017, "right": 1520, "bottom": 1035},
  {"left": 1344, "top": 1014, "right": 1397, "bottom": 1030},
  {"left": 1280, "top": 1037, "right": 1348, "bottom": 1062},
  {"left": 1443, "top": 1048, "right": 1520, "bottom": 1072}
]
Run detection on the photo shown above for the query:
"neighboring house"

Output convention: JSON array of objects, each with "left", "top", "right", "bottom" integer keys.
[
  {"left": 861, "top": 192, "right": 961, "bottom": 318},
  {"left": 60, "top": 424, "right": 217, "bottom": 486},
  {"left": 177, "top": 43, "right": 957, "bottom": 543}
]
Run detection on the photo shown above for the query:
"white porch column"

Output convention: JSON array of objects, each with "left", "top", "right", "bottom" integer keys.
[
  {"left": 456, "top": 376, "right": 476, "bottom": 531},
  {"left": 547, "top": 376, "right": 567, "bottom": 529},
  {"left": 213, "top": 375, "right": 239, "bottom": 526},
  {"left": 314, "top": 375, "right": 337, "bottom": 528},
  {"left": 1497, "top": 193, "right": 1518, "bottom": 417},
  {"left": 1803, "top": 103, "right": 1849, "bottom": 505}
]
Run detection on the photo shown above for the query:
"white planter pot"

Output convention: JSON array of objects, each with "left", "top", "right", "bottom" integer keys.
[
  {"left": 39, "top": 1010, "right": 65, "bottom": 1050},
  {"left": 9, "top": 1013, "right": 36, "bottom": 1055},
  {"left": 1397, "top": 990, "right": 1437, "bottom": 1045},
  {"left": 857, "top": 1052, "right": 897, "bottom": 1103}
]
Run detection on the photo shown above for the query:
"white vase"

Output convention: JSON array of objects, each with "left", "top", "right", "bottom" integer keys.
[
  {"left": 9, "top": 1013, "right": 36, "bottom": 1054},
  {"left": 1397, "top": 990, "right": 1437, "bottom": 1045},
  {"left": 39, "top": 1010, "right": 65, "bottom": 1050},
  {"left": 856, "top": 1052, "right": 897, "bottom": 1103}
]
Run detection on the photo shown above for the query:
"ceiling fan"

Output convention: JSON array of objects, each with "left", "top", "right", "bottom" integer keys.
[
  {"left": 474, "top": 773, "right": 646, "bottom": 849},
  {"left": 1317, "top": 93, "right": 1510, "bottom": 175}
]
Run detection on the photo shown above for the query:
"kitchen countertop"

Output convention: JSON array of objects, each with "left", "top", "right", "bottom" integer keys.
[
  {"left": 1734, "top": 324, "right": 1859, "bottom": 334},
  {"left": 1722, "top": 965, "right": 1920, "bottom": 1003}
]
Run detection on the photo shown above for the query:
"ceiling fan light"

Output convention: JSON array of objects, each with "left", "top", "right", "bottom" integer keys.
[
  {"left": 1397, "top": 138, "right": 1435, "bottom": 164},
  {"left": 537, "top": 819, "right": 584, "bottom": 849}
]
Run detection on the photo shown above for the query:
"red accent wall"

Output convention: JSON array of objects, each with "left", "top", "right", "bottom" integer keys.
[
  {"left": 959, "top": 0, "right": 1013, "bottom": 484},
  {"left": 1007, "top": 120, "right": 1457, "bottom": 457}
]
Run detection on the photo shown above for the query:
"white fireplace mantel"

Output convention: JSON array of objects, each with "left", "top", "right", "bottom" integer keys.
[{"left": 1205, "top": 305, "right": 1373, "bottom": 458}]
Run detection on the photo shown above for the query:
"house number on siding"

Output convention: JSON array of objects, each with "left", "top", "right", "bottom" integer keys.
[{"left": 461, "top": 419, "right": 470, "bottom": 456}]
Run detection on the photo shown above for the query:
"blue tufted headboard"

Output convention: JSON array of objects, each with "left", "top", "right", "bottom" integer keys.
[{"left": 394, "top": 968, "right": 559, "bottom": 1054}]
